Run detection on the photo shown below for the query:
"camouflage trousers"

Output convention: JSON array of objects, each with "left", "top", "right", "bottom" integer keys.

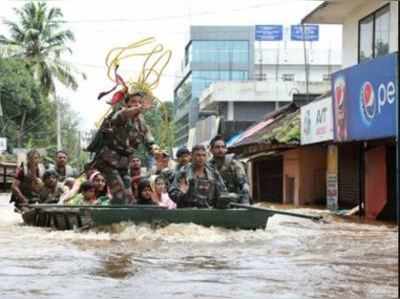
[{"left": 93, "top": 148, "right": 135, "bottom": 205}]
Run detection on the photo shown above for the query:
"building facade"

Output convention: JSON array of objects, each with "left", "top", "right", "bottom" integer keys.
[
  {"left": 174, "top": 26, "right": 255, "bottom": 147},
  {"left": 174, "top": 25, "right": 341, "bottom": 148},
  {"left": 303, "top": 0, "right": 398, "bottom": 219}
]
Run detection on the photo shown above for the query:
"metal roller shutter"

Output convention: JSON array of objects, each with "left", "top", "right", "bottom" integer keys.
[{"left": 338, "top": 143, "right": 361, "bottom": 208}]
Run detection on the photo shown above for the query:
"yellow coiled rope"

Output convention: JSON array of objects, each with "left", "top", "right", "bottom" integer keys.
[{"left": 95, "top": 37, "right": 172, "bottom": 128}]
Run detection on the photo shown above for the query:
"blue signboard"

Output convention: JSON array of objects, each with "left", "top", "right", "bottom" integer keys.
[
  {"left": 331, "top": 53, "right": 397, "bottom": 142},
  {"left": 255, "top": 25, "right": 283, "bottom": 41},
  {"left": 290, "top": 25, "right": 319, "bottom": 41}
]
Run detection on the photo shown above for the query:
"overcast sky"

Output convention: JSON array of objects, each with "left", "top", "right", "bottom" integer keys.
[{"left": 0, "top": 0, "right": 342, "bottom": 132}]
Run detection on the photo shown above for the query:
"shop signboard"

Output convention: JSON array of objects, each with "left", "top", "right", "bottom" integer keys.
[
  {"left": 331, "top": 53, "right": 397, "bottom": 141},
  {"left": 301, "top": 96, "right": 333, "bottom": 145},
  {"left": 0, "top": 137, "right": 7, "bottom": 152},
  {"left": 326, "top": 145, "right": 338, "bottom": 210}
]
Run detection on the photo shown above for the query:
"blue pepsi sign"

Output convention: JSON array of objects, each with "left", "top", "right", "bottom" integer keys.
[
  {"left": 331, "top": 53, "right": 397, "bottom": 141},
  {"left": 255, "top": 25, "right": 283, "bottom": 41},
  {"left": 290, "top": 25, "right": 319, "bottom": 41}
]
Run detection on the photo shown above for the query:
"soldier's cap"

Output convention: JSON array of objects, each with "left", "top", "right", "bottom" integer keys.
[{"left": 176, "top": 147, "right": 190, "bottom": 158}]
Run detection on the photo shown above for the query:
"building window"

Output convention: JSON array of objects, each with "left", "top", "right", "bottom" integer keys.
[
  {"left": 191, "top": 41, "right": 249, "bottom": 65},
  {"left": 358, "top": 4, "right": 390, "bottom": 63},
  {"left": 255, "top": 73, "right": 267, "bottom": 81},
  {"left": 282, "top": 74, "right": 295, "bottom": 81},
  {"left": 192, "top": 70, "right": 248, "bottom": 98},
  {"left": 174, "top": 73, "right": 192, "bottom": 110},
  {"left": 184, "top": 43, "right": 191, "bottom": 66},
  {"left": 322, "top": 74, "right": 331, "bottom": 81}
]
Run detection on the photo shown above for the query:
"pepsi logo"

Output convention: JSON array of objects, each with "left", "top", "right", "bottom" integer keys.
[
  {"left": 333, "top": 77, "right": 345, "bottom": 108},
  {"left": 362, "top": 82, "right": 374, "bottom": 107},
  {"left": 360, "top": 81, "right": 377, "bottom": 124}
]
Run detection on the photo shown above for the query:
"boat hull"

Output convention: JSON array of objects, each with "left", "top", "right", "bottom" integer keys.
[{"left": 22, "top": 205, "right": 271, "bottom": 230}]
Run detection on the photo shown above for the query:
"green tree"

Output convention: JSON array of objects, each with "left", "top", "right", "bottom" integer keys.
[
  {"left": 0, "top": 1, "right": 85, "bottom": 97},
  {"left": 144, "top": 101, "right": 175, "bottom": 152},
  {"left": 0, "top": 58, "right": 84, "bottom": 170},
  {"left": 0, "top": 1, "right": 86, "bottom": 169},
  {"left": 0, "top": 58, "right": 46, "bottom": 148}
]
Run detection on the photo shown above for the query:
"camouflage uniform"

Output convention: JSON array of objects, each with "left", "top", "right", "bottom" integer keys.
[
  {"left": 155, "top": 167, "right": 175, "bottom": 188},
  {"left": 169, "top": 164, "right": 227, "bottom": 208},
  {"left": 92, "top": 112, "right": 154, "bottom": 205},
  {"left": 209, "top": 155, "right": 250, "bottom": 204}
]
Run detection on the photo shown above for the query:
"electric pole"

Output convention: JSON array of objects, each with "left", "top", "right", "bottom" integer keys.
[{"left": 56, "top": 96, "right": 62, "bottom": 150}]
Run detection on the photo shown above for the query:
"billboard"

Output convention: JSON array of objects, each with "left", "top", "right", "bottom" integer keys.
[
  {"left": 255, "top": 25, "right": 283, "bottom": 41},
  {"left": 290, "top": 25, "right": 319, "bottom": 41},
  {"left": 331, "top": 53, "right": 397, "bottom": 142},
  {"left": 0, "top": 137, "right": 6, "bottom": 152},
  {"left": 301, "top": 96, "right": 334, "bottom": 145}
]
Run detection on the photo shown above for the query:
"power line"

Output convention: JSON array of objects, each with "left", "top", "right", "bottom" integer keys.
[{"left": 1, "top": 0, "right": 315, "bottom": 24}]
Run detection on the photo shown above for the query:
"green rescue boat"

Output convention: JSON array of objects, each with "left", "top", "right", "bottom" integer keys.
[{"left": 21, "top": 204, "right": 274, "bottom": 230}]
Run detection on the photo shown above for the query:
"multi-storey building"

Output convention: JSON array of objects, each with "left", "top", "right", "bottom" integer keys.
[
  {"left": 174, "top": 25, "right": 341, "bottom": 147},
  {"left": 174, "top": 26, "right": 255, "bottom": 147}
]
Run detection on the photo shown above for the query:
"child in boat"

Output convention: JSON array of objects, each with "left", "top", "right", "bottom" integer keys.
[
  {"left": 63, "top": 177, "right": 75, "bottom": 190},
  {"left": 61, "top": 168, "right": 98, "bottom": 204},
  {"left": 150, "top": 176, "right": 176, "bottom": 209},
  {"left": 137, "top": 179, "right": 154, "bottom": 205},
  {"left": 68, "top": 181, "right": 98, "bottom": 205},
  {"left": 39, "top": 170, "right": 66, "bottom": 204}
]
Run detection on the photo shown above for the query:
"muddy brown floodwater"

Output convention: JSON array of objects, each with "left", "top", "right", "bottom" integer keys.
[{"left": 0, "top": 194, "right": 397, "bottom": 299}]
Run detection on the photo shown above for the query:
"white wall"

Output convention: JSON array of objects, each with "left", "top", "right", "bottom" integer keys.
[
  {"left": 342, "top": 1, "right": 398, "bottom": 68},
  {"left": 255, "top": 64, "right": 341, "bottom": 82},
  {"left": 199, "top": 80, "right": 331, "bottom": 110}
]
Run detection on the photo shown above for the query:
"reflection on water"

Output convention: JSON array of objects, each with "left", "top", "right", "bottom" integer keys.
[{"left": 0, "top": 194, "right": 397, "bottom": 299}]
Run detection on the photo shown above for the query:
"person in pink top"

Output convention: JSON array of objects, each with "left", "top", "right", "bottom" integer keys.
[{"left": 150, "top": 176, "right": 176, "bottom": 209}]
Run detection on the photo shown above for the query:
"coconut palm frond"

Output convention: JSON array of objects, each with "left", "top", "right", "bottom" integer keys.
[{"left": 1, "top": 1, "right": 84, "bottom": 97}]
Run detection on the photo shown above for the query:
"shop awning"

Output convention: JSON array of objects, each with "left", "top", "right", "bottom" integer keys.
[{"left": 229, "top": 103, "right": 301, "bottom": 156}]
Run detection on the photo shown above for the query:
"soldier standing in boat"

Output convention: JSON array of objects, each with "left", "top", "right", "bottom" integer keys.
[
  {"left": 209, "top": 135, "right": 251, "bottom": 205},
  {"left": 169, "top": 144, "right": 227, "bottom": 208},
  {"left": 88, "top": 91, "right": 156, "bottom": 204}
]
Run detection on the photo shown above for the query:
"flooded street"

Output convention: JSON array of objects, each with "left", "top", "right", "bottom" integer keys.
[{"left": 0, "top": 194, "right": 397, "bottom": 299}]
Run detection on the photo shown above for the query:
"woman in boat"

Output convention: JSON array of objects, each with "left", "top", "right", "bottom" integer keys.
[
  {"left": 89, "top": 171, "right": 110, "bottom": 205},
  {"left": 136, "top": 179, "right": 154, "bottom": 205},
  {"left": 10, "top": 149, "right": 45, "bottom": 212},
  {"left": 150, "top": 176, "right": 176, "bottom": 209}
]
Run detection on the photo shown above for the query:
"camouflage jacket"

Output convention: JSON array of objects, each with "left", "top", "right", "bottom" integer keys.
[
  {"left": 108, "top": 111, "right": 154, "bottom": 154},
  {"left": 209, "top": 155, "right": 250, "bottom": 204},
  {"left": 155, "top": 167, "right": 175, "bottom": 188},
  {"left": 95, "top": 112, "right": 154, "bottom": 170},
  {"left": 169, "top": 164, "right": 227, "bottom": 208}
]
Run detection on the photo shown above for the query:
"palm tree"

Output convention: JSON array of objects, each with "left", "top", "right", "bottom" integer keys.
[{"left": 0, "top": 1, "right": 85, "bottom": 97}]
